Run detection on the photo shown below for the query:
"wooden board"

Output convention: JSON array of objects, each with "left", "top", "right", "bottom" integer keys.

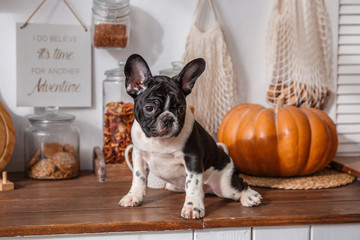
[
  {"left": 0, "top": 102, "right": 15, "bottom": 172},
  {"left": 0, "top": 165, "right": 360, "bottom": 237},
  {"left": 332, "top": 156, "right": 360, "bottom": 178}
]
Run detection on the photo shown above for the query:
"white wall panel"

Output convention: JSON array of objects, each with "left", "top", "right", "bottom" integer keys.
[
  {"left": 341, "top": 0, "right": 360, "bottom": 4},
  {"left": 194, "top": 228, "right": 251, "bottom": 240},
  {"left": 311, "top": 224, "right": 360, "bottom": 240},
  {"left": 339, "top": 35, "right": 360, "bottom": 45},
  {"left": 337, "top": 0, "right": 360, "bottom": 155},
  {"left": 340, "top": 5, "right": 360, "bottom": 14},
  {"left": 339, "top": 25, "right": 360, "bottom": 34},
  {"left": 338, "top": 133, "right": 360, "bottom": 143},
  {"left": 337, "top": 94, "right": 360, "bottom": 104},
  {"left": 338, "top": 143, "right": 360, "bottom": 153},
  {"left": 337, "top": 123, "right": 360, "bottom": 133},
  {"left": 338, "top": 54, "right": 360, "bottom": 63},
  {"left": 337, "top": 114, "right": 360, "bottom": 123},
  {"left": 338, "top": 75, "right": 360, "bottom": 84},
  {"left": 338, "top": 66, "right": 360, "bottom": 75},
  {"left": 339, "top": 15, "right": 360, "bottom": 24},
  {"left": 337, "top": 85, "right": 360, "bottom": 94},
  {"left": 339, "top": 45, "right": 360, "bottom": 54},
  {"left": 253, "top": 226, "right": 310, "bottom": 240},
  {"left": 337, "top": 104, "right": 360, "bottom": 113}
]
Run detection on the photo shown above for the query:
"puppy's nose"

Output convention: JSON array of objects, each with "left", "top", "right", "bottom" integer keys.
[{"left": 162, "top": 115, "right": 174, "bottom": 127}]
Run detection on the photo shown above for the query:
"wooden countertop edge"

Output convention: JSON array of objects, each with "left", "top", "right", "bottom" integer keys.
[
  {"left": 0, "top": 220, "right": 203, "bottom": 237},
  {"left": 2, "top": 214, "right": 360, "bottom": 237},
  {"left": 203, "top": 214, "right": 360, "bottom": 228}
]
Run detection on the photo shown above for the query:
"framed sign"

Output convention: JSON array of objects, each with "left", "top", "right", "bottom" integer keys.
[{"left": 16, "top": 23, "right": 91, "bottom": 107}]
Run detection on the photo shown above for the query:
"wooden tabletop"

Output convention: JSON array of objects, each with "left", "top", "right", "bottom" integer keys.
[{"left": 0, "top": 165, "right": 360, "bottom": 237}]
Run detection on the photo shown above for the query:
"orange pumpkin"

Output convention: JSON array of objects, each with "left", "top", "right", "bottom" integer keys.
[{"left": 218, "top": 100, "right": 338, "bottom": 177}]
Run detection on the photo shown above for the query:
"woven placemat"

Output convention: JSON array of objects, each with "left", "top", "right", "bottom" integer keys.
[{"left": 240, "top": 168, "right": 356, "bottom": 190}]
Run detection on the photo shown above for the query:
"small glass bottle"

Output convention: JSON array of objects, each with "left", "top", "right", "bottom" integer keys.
[
  {"left": 24, "top": 107, "right": 80, "bottom": 180},
  {"left": 103, "top": 62, "right": 134, "bottom": 164},
  {"left": 159, "top": 61, "right": 184, "bottom": 77},
  {"left": 91, "top": 0, "right": 130, "bottom": 49}
]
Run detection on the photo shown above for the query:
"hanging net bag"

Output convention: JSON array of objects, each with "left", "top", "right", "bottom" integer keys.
[
  {"left": 266, "top": 0, "right": 332, "bottom": 109},
  {"left": 183, "top": 0, "right": 236, "bottom": 139}
]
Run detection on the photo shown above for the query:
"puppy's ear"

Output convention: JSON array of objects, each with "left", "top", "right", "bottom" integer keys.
[
  {"left": 175, "top": 58, "right": 205, "bottom": 96},
  {"left": 124, "top": 54, "right": 152, "bottom": 98}
]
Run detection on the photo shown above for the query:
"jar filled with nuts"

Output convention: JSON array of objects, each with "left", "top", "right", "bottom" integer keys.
[
  {"left": 103, "top": 62, "right": 134, "bottom": 164},
  {"left": 91, "top": 0, "right": 130, "bottom": 49},
  {"left": 24, "top": 106, "right": 80, "bottom": 180}
]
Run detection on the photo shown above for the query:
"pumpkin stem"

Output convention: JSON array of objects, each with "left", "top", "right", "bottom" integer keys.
[{"left": 275, "top": 93, "right": 286, "bottom": 114}]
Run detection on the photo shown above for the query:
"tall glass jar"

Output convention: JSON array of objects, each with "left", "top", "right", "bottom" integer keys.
[
  {"left": 103, "top": 62, "right": 134, "bottom": 164},
  {"left": 24, "top": 107, "right": 80, "bottom": 180},
  {"left": 159, "top": 61, "right": 184, "bottom": 77},
  {"left": 91, "top": 0, "right": 130, "bottom": 49}
]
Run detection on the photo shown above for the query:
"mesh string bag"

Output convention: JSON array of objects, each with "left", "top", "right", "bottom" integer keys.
[
  {"left": 183, "top": 0, "right": 236, "bottom": 139},
  {"left": 266, "top": 0, "right": 332, "bottom": 109}
]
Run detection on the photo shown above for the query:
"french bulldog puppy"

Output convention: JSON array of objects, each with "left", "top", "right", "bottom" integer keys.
[{"left": 119, "top": 54, "right": 261, "bottom": 219}]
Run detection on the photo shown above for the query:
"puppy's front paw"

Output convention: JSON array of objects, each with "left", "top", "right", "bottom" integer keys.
[
  {"left": 240, "top": 188, "right": 262, "bottom": 207},
  {"left": 118, "top": 193, "right": 143, "bottom": 207},
  {"left": 181, "top": 201, "right": 205, "bottom": 219}
]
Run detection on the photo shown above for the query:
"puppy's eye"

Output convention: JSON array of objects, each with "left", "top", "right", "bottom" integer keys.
[
  {"left": 178, "top": 106, "right": 185, "bottom": 114},
  {"left": 144, "top": 105, "right": 156, "bottom": 113}
]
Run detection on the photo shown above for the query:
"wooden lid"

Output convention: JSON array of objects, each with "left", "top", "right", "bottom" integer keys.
[{"left": 0, "top": 102, "right": 15, "bottom": 172}]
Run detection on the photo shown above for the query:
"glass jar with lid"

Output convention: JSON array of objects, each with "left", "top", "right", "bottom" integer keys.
[
  {"left": 91, "top": 0, "right": 130, "bottom": 49},
  {"left": 159, "top": 61, "right": 184, "bottom": 77},
  {"left": 103, "top": 62, "right": 134, "bottom": 164},
  {"left": 159, "top": 61, "right": 196, "bottom": 114},
  {"left": 24, "top": 107, "right": 80, "bottom": 180}
]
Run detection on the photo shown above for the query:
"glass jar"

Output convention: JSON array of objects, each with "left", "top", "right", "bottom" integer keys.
[
  {"left": 103, "top": 62, "right": 134, "bottom": 164},
  {"left": 91, "top": 0, "right": 130, "bottom": 49},
  {"left": 159, "top": 61, "right": 184, "bottom": 77},
  {"left": 159, "top": 61, "right": 196, "bottom": 113},
  {"left": 24, "top": 107, "right": 80, "bottom": 180}
]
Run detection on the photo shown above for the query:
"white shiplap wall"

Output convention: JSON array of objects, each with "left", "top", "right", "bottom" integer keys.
[{"left": 337, "top": 0, "right": 360, "bottom": 155}]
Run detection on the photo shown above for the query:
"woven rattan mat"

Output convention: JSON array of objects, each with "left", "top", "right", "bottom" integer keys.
[{"left": 240, "top": 168, "right": 356, "bottom": 190}]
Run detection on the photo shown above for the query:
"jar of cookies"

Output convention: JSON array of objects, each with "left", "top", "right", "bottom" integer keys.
[
  {"left": 103, "top": 62, "right": 134, "bottom": 164},
  {"left": 24, "top": 106, "right": 80, "bottom": 180},
  {"left": 91, "top": 0, "right": 130, "bottom": 49}
]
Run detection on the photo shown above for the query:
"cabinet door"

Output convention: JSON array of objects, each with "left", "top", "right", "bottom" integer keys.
[
  {"left": 253, "top": 226, "right": 310, "bottom": 240},
  {"left": 311, "top": 224, "right": 360, "bottom": 240},
  {"left": 194, "top": 228, "right": 251, "bottom": 240}
]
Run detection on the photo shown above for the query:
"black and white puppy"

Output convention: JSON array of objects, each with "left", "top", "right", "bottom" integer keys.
[{"left": 119, "top": 54, "right": 261, "bottom": 219}]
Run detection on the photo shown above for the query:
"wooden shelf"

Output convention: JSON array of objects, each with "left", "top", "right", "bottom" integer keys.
[{"left": 0, "top": 165, "right": 360, "bottom": 237}]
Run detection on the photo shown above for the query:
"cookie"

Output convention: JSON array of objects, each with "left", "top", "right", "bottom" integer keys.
[
  {"left": 41, "top": 142, "right": 63, "bottom": 158},
  {"left": 51, "top": 170, "right": 66, "bottom": 179},
  {"left": 52, "top": 152, "right": 78, "bottom": 172},
  {"left": 26, "top": 149, "right": 41, "bottom": 168},
  {"left": 62, "top": 169, "right": 77, "bottom": 178},
  {"left": 63, "top": 144, "right": 78, "bottom": 159},
  {"left": 29, "top": 158, "right": 56, "bottom": 179}
]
